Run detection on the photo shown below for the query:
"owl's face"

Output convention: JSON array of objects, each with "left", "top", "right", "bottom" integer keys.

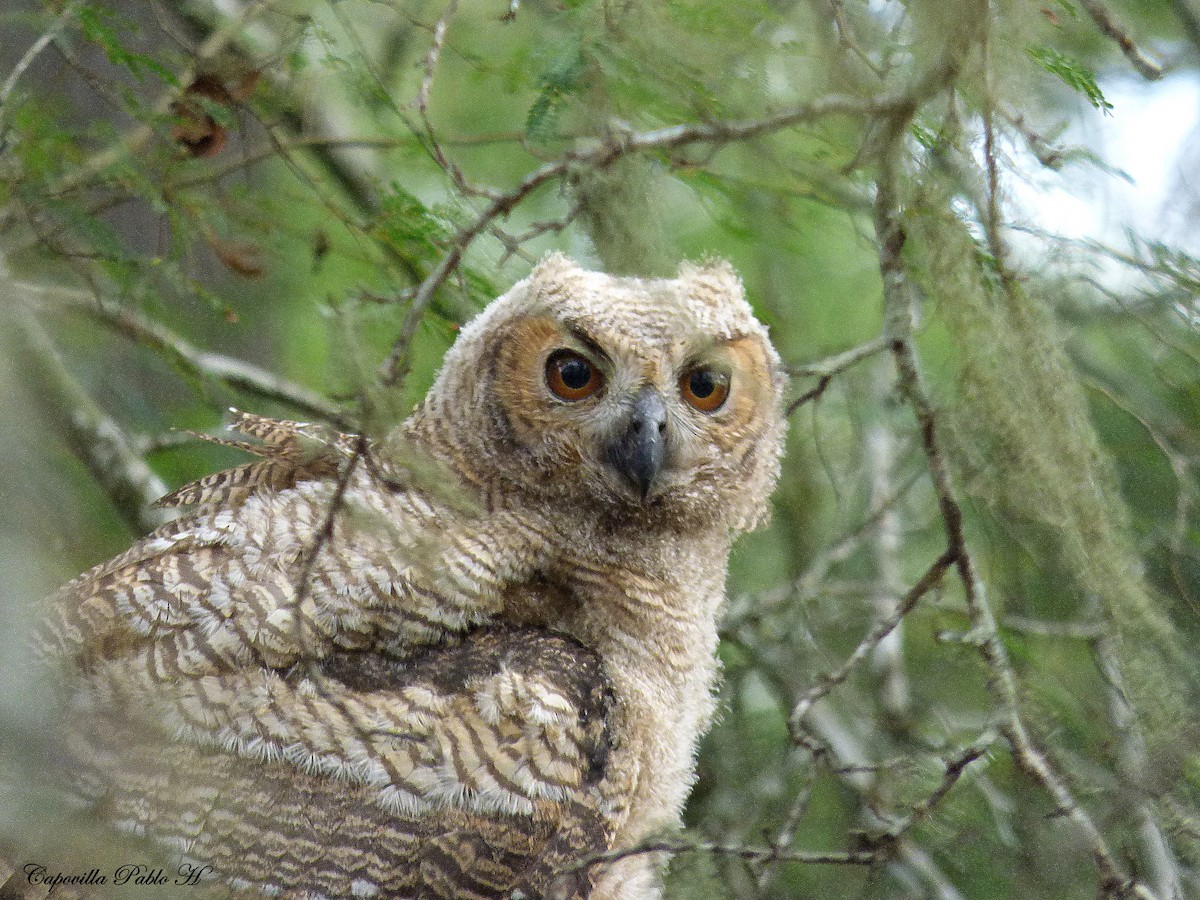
[{"left": 421, "top": 255, "right": 785, "bottom": 532}]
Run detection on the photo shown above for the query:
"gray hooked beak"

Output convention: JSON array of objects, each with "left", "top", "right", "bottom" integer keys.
[{"left": 607, "top": 386, "right": 667, "bottom": 499}]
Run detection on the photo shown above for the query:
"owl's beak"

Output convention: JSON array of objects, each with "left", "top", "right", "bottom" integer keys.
[{"left": 607, "top": 386, "right": 667, "bottom": 500}]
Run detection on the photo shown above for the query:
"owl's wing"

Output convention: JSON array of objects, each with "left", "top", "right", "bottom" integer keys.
[
  {"left": 42, "top": 412, "right": 548, "bottom": 674},
  {"left": 68, "top": 628, "right": 616, "bottom": 900},
  {"left": 39, "top": 416, "right": 619, "bottom": 897}
]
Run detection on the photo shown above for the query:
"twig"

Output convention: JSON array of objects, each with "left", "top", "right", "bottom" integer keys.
[
  {"left": 753, "top": 753, "right": 821, "bottom": 890},
  {"left": 788, "top": 550, "right": 956, "bottom": 735},
  {"left": 377, "top": 91, "right": 912, "bottom": 386},
  {"left": 727, "top": 464, "right": 924, "bottom": 632},
  {"left": 829, "top": 0, "right": 885, "bottom": 78},
  {"left": 786, "top": 335, "right": 890, "bottom": 414},
  {"left": 865, "top": 354, "right": 912, "bottom": 724},
  {"left": 564, "top": 837, "right": 877, "bottom": 879},
  {"left": 1095, "top": 639, "right": 1184, "bottom": 900},
  {"left": 325, "top": 0, "right": 403, "bottom": 120},
  {"left": 414, "top": 1, "right": 488, "bottom": 200},
  {"left": 873, "top": 733, "right": 996, "bottom": 845},
  {"left": 998, "top": 106, "right": 1063, "bottom": 170},
  {"left": 131, "top": 430, "right": 213, "bottom": 455},
  {"left": 289, "top": 433, "right": 367, "bottom": 617},
  {"left": 52, "top": 0, "right": 282, "bottom": 199},
  {"left": 1001, "top": 615, "right": 1106, "bottom": 640},
  {"left": 15, "top": 280, "right": 346, "bottom": 425},
  {"left": 169, "top": 2, "right": 383, "bottom": 215},
  {"left": 981, "top": 24, "right": 1016, "bottom": 295},
  {"left": 798, "top": 706, "right": 968, "bottom": 899},
  {"left": 0, "top": 1, "right": 81, "bottom": 131},
  {"left": 417, "top": 1, "right": 455, "bottom": 116},
  {"left": 1078, "top": 0, "right": 1163, "bottom": 81},
  {"left": 6, "top": 304, "right": 171, "bottom": 535}
]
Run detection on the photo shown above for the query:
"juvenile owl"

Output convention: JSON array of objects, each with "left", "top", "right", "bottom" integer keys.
[{"left": 37, "top": 254, "right": 785, "bottom": 899}]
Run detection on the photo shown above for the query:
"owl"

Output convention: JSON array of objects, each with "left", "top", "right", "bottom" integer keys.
[{"left": 35, "top": 254, "right": 785, "bottom": 899}]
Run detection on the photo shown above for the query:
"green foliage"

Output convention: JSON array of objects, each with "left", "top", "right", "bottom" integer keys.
[
  {"left": 1026, "top": 45, "right": 1113, "bottom": 112},
  {"left": 75, "top": 5, "right": 176, "bottom": 86},
  {"left": 908, "top": 188, "right": 1193, "bottom": 748},
  {"left": 371, "top": 185, "right": 455, "bottom": 263},
  {"left": 525, "top": 36, "right": 587, "bottom": 143}
]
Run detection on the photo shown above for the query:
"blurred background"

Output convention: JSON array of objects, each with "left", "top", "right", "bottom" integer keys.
[{"left": 1, "top": 1, "right": 1198, "bottom": 897}]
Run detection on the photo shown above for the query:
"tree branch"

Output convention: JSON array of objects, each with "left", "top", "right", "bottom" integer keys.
[
  {"left": 377, "top": 92, "right": 913, "bottom": 386},
  {"left": 1078, "top": 0, "right": 1163, "bottom": 80},
  {"left": 0, "top": 1, "right": 81, "bottom": 136},
  {"left": 53, "top": 0, "right": 282, "bottom": 198},
  {"left": 6, "top": 305, "right": 171, "bottom": 535},
  {"left": 1096, "top": 638, "right": 1184, "bottom": 900},
  {"left": 788, "top": 550, "right": 956, "bottom": 735},
  {"left": 16, "top": 281, "right": 346, "bottom": 426},
  {"left": 874, "top": 142, "right": 1155, "bottom": 899},
  {"left": 785, "top": 336, "right": 890, "bottom": 414},
  {"left": 565, "top": 836, "right": 876, "bottom": 881}
]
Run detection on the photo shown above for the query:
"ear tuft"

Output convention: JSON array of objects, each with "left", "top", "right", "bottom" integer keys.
[
  {"left": 678, "top": 257, "right": 743, "bottom": 307},
  {"left": 531, "top": 252, "right": 579, "bottom": 282}
]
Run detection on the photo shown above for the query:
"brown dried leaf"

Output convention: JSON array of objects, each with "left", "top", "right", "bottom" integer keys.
[
  {"left": 231, "top": 70, "right": 262, "bottom": 102},
  {"left": 171, "top": 75, "right": 235, "bottom": 158},
  {"left": 204, "top": 226, "right": 265, "bottom": 279}
]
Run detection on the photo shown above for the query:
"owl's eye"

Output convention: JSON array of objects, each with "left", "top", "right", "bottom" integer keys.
[
  {"left": 546, "top": 349, "right": 604, "bottom": 401},
  {"left": 680, "top": 366, "right": 730, "bottom": 413}
]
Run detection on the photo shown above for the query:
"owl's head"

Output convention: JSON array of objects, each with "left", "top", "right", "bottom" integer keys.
[{"left": 410, "top": 254, "right": 786, "bottom": 533}]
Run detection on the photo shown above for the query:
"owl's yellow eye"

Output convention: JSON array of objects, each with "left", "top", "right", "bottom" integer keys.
[
  {"left": 680, "top": 366, "right": 730, "bottom": 413},
  {"left": 546, "top": 349, "right": 604, "bottom": 401}
]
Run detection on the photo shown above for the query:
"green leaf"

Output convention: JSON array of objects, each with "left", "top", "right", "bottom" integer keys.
[
  {"left": 193, "top": 95, "right": 238, "bottom": 130},
  {"left": 1026, "top": 45, "right": 1112, "bottom": 113},
  {"left": 372, "top": 186, "right": 452, "bottom": 261},
  {"left": 76, "top": 6, "right": 176, "bottom": 85},
  {"left": 525, "top": 39, "right": 587, "bottom": 143}
]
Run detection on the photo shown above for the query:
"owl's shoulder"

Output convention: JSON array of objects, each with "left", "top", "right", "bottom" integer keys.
[{"left": 152, "top": 409, "right": 363, "bottom": 511}]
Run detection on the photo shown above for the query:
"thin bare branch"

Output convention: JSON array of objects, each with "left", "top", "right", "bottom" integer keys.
[
  {"left": 378, "top": 93, "right": 912, "bottom": 386},
  {"left": 727, "top": 464, "right": 924, "bottom": 632},
  {"left": 1001, "top": 615, "right": 1106, "bottom": 640},
  {"left": 865, "top": 355, "right": 912, "bottom": 724},
  {"left": 753, "top": 755, "right": 821, "bottom": 891},
  {"left": 289, "top": 433, "right": 367, "bottom": 615},
  {"left": 800, "top": 707, "right": 968, "bottom": 899},
  {"left": 52, "top": 0, "right": 282, "bottom": 199},
  {"left": 0, "top": 2, "right": 81, "bottom": 131},
  {"left": 6, "top": 305, "right": 171, "bottom": 535},
  {"left": 998, "top": 106, "right": 1063, "bottom": 170},
  {"left": 981, "top": 25, "right": 1016, "bottom": 296},
  {"left": 1079, "top": 0, "right": 1164, "bottom": 80},
  {"left": 1096, "top": 639, "right": 1184, "bottom": 900},
  {"left": 788, "top": 549, "right": 956, "bottom": 735},
  {"left": 829, "top": 0, "right": 886, "bottom": 78},
  {"left": 566, "top": 836, "right": 877, "bottom": 879},
  {"left": 874, "top": 733, "right": 996, "bottom": 845},
  {"left": 786, "top": 335, "right": 891, "bottom": 414},
  {"left": 15, "top": 281, "right": 346, "bottom": 425}
]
